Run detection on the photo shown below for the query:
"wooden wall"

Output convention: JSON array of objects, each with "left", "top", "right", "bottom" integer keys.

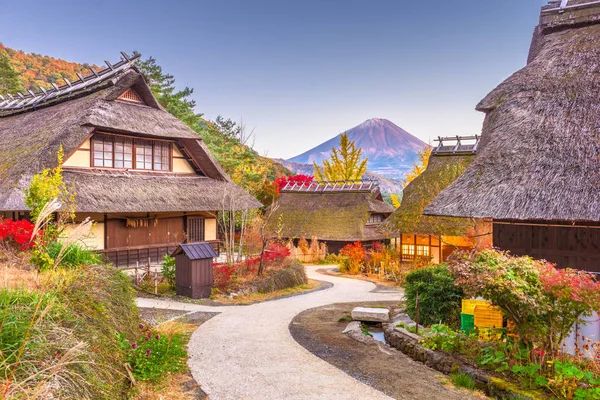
[
  {"left": 493, "top": 221, "right": 600, "bottom": 273},
  {"left": 106, "top": 217, "right": 185, "bottom": 249}
]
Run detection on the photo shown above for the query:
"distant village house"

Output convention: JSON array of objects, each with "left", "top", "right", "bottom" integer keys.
[
  {"left": 269, "top": 180, "right": 395, "bottom": 254},
  {"left": 379, "top": 136, "right": 490, "bottom": 264}
]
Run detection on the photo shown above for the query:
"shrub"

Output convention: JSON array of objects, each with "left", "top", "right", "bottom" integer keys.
[
  {"left": 405, "top": 265, "right": 463, "bottom": 328},
  {"left": 249, "top": 260, "right": 307, "bottom": 293},
  {"left": 32, "top": 241, "right": 101, "bottom": 270},
  {"left": 448, "top": 250, "right": 600, "bottom": 353},
  {"left": 0, "top": 219, "right": 38, "bottom": 250},
  {"left": 24, "top": 147, "right": 74, "bottom": 222},
  {"left": 450, "top": 373, "right": 477, "bottom": 390},
  {"left": 161, "top": 255, "right": 176, "bottom": 289},
  {"left": 339, "top": 242, "right": 366, "bottom": 274},
  {"left": 213, "top": 263, "right": 238, "bottom": 293},
  {"left": 245, "top": 242, "right": 291, "bottom": 270},
  {"left": 119, "top": 324, "right": 187, "bottom": 382}
]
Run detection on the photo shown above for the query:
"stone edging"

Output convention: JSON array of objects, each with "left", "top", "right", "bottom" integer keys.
[{"left": 383, "top": 325, "right": 544, "bottom": 400}]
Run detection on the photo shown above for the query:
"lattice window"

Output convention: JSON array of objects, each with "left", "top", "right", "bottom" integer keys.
[
  {"left": 416, "top": 245, "right": 430, "bottom": 257},
  {"left": 93, "top": 134, "right": 114, "bottom": 167},
  {"left": 153, "top": 142, "right": 171, "bottom": 171},
  {"left": 114, "top": 137, "right": 133, "bottom": 168},
  {"left": 402, "top": 244, "right": 415, "bottom": 256},
  {"left": 367, "top": 214, "right": 384, "bottom": 224},
  {"left": 135, "top": 139, "right": 154, "bottom": 170},
  {"left": 117, "top": 88, "right": 144, "bottom": 104}
]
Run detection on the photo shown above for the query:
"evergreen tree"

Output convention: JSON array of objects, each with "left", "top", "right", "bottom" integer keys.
[
  {"left": 0, "top": 50, "right": 25, "bottom": 96},
  {"left": 313, "top": 133, "right": 368, "bottom": 182},
  {"left": 403, "top": 147, "right": 432, "bottom": 188},
  {"left": 134, "top": 53, "right": 200, "bottom": 127}
]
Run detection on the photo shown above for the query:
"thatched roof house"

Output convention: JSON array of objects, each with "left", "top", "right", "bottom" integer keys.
[
  {"left": 0, "top": 53, "right": 260, "bottom": 266},
  {"left": 379, "top": 136, "right": 481, "bottom": 263},
  {"left": 424, "top": 1, "right": 600, "bottom": 272},
  {"left": 270, "top": 180, "right": 394, "bottom": 254}
]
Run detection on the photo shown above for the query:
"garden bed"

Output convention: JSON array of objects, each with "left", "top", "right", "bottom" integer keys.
[
  {"left": 383, "top": 325, "right": 543, "bottom": 399},
  {"left": 137, "top": 259, "right": 327, "bottom": 306}
]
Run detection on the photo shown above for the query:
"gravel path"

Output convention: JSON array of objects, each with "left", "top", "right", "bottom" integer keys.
[{"left": 136, "top": 266, "right": 460, "bottom": 399}]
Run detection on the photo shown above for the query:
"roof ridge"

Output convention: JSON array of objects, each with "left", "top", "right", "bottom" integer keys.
[{"left": 0, "top": 52, "right": 140, "bottom": 112}]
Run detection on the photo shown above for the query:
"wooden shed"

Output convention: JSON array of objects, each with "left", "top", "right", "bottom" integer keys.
[{"left": 172, "top": 242, "right": 217, "bottom": 299}]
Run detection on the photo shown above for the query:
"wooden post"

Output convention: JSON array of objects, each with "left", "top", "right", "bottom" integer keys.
[
  {"left": 135, "top": 262, "right": 139, "bottom": 286},
  {"left": 415, "top": 291, "right": 420, "bottom": 335}
]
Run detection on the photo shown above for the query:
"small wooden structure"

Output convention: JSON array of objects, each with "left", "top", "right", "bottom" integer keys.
[{"left": 173, "top": 242, "right": 217, "bottom": 299}]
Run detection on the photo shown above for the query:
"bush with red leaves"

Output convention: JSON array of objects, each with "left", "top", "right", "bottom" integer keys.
[{"left": 0, "top": 219, "right": 38, "bottom": 250}]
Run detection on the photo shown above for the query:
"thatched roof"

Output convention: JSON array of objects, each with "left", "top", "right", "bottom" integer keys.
[
  {"left": 425, "top": 1, "right": 600, "bottom": 222},
  {"left": 269, "top": 184, "right": 394, "bottom": 242},
  {"left": 0, "top": 58, "right": 260, "bottom": 213},
  {"left": 379, "top": 154, "right": 475, "bottom": 237}
]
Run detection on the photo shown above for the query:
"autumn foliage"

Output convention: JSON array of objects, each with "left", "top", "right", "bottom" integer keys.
[
  {"left": 0, "top": 43, "right": 100, "bottom": 92},
  {"left": 448, "top": 249, "right": 600, "bottom": 354},
  {"left": 340, "top": 242, "right": 367, "bottom": 274},
  {"left": 0, "top": 219, "right": 37, "bottom": 250},
  {"left": 273, "top": 174, "right": 313, "bottom": 193}
]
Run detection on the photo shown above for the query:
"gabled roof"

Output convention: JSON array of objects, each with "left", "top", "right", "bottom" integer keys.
[
  {"left": 0, "top": 54, "right": 260, "bottom": 213},
  {"left": 424, "top": 2, "right": 600, "bottom": 222},
  {"left": 172, "top": 242, "right": 217, "bottom": 260},
  {"left": 379, "top": 152, "right": 475, "bottom": 237},
  {"left": 269, "top": 181, "right": 394, "bottom": 242}
]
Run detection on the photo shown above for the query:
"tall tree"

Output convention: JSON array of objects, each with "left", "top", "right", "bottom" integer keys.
[
  {"left": 403, "top": 147, "right": 432, "bottom": 188},
  {"left": 313, "top": 133, "right": 367, "bottom": 182},
  {"left": 0, "top": 50, "right": 24, "bottom": 96},
  {"left": 134, "top": 53, "right": 200, "bottom": 127}
]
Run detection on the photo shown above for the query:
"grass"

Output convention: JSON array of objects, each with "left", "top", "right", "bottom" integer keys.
[
  {"left": 360, "top": 324, "right": 373, "bottom": 337},
  {"left": 450, "top": 373, "right": 477, "bottom": 391},
  {"left": 0, "top": 261, "right": 139, "bottom": 399},
  {"left": 133, "top": 320, "right": 205, "bottom": 399},
  {"left": 338, "top": 314, "right": 352, "bottom": 323},
  {"left": 212, "top": 279, "right": 321, "bottom": 305}
]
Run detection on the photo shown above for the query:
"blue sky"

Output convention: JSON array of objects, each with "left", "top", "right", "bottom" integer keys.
[{"left": 0, "top": 0, "right": 548, "bottom": 159}]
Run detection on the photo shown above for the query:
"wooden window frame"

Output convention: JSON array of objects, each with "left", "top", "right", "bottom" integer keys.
[
  {"left": 91, "top": 133, "right": 173, "bottom": 172},
  {"left": 367, "top": 214, "right": 383, "bottom": 224}
]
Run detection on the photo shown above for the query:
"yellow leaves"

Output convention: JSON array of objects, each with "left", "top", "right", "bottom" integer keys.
[
  {"left": 314, "top": 133, "right": 368, "bottom": 182},
  {"left": 390, "top": 193, "right": 401, "bottom": 208},
  {"left": 403, "top": 146, "right": 432, "bottom": 188}
]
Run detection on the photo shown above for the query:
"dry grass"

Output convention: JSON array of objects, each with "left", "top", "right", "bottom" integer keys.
[
  {"left": 0, "top": 263, "right": 41, "bottom": 291},
  {"left": 214, "top": 279, "right": 320, "bottom": 305},
  {"left": 135, "top": 373, "right": 205, "bottom": 400}
]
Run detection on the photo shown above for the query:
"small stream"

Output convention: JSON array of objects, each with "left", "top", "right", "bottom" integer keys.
[
  {"left": 369, "top": 330, "right": 386, "bottom": 343},
  {"left": 363, "top": 323, "right": 388, "bottom": 344}
]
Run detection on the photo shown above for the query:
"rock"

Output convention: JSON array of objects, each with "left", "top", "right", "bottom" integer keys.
[
  {"left": 342, "top": 321, "right": 361, "bottom": 334},
  {"left": 351, "top": 307, "right": 390, "bottom": 322}
]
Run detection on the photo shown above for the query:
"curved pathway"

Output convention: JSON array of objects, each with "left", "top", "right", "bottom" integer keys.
[{"left": 136, "top": 266, "right": 456, "bottom": 399}]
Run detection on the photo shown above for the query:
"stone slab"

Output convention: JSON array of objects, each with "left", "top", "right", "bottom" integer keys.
[{"left": 351, "top": 307, "right": 390, "bottom": 322}]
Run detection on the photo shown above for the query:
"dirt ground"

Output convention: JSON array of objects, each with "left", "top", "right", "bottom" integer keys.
[{"left": 289, "top": 302, "right": 484, "bottom": 400}]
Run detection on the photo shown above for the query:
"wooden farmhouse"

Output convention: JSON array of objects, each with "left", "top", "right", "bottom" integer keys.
[
  {"left": 0, "top": 53, "right": 260, "bottom": 267},
  {"left": 269, "top": 180, "right": 395, "bottom": 254},
  {"left": 425, "top": 0, "right": 600, "bottom": 273},
  {"left": 379, "top": 136, "right": 490, "bottom": 264}
]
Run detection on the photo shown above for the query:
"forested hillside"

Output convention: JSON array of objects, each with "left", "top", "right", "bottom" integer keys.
[{"left": 0, "top": 44, "right": 290, "bottom": 204}]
